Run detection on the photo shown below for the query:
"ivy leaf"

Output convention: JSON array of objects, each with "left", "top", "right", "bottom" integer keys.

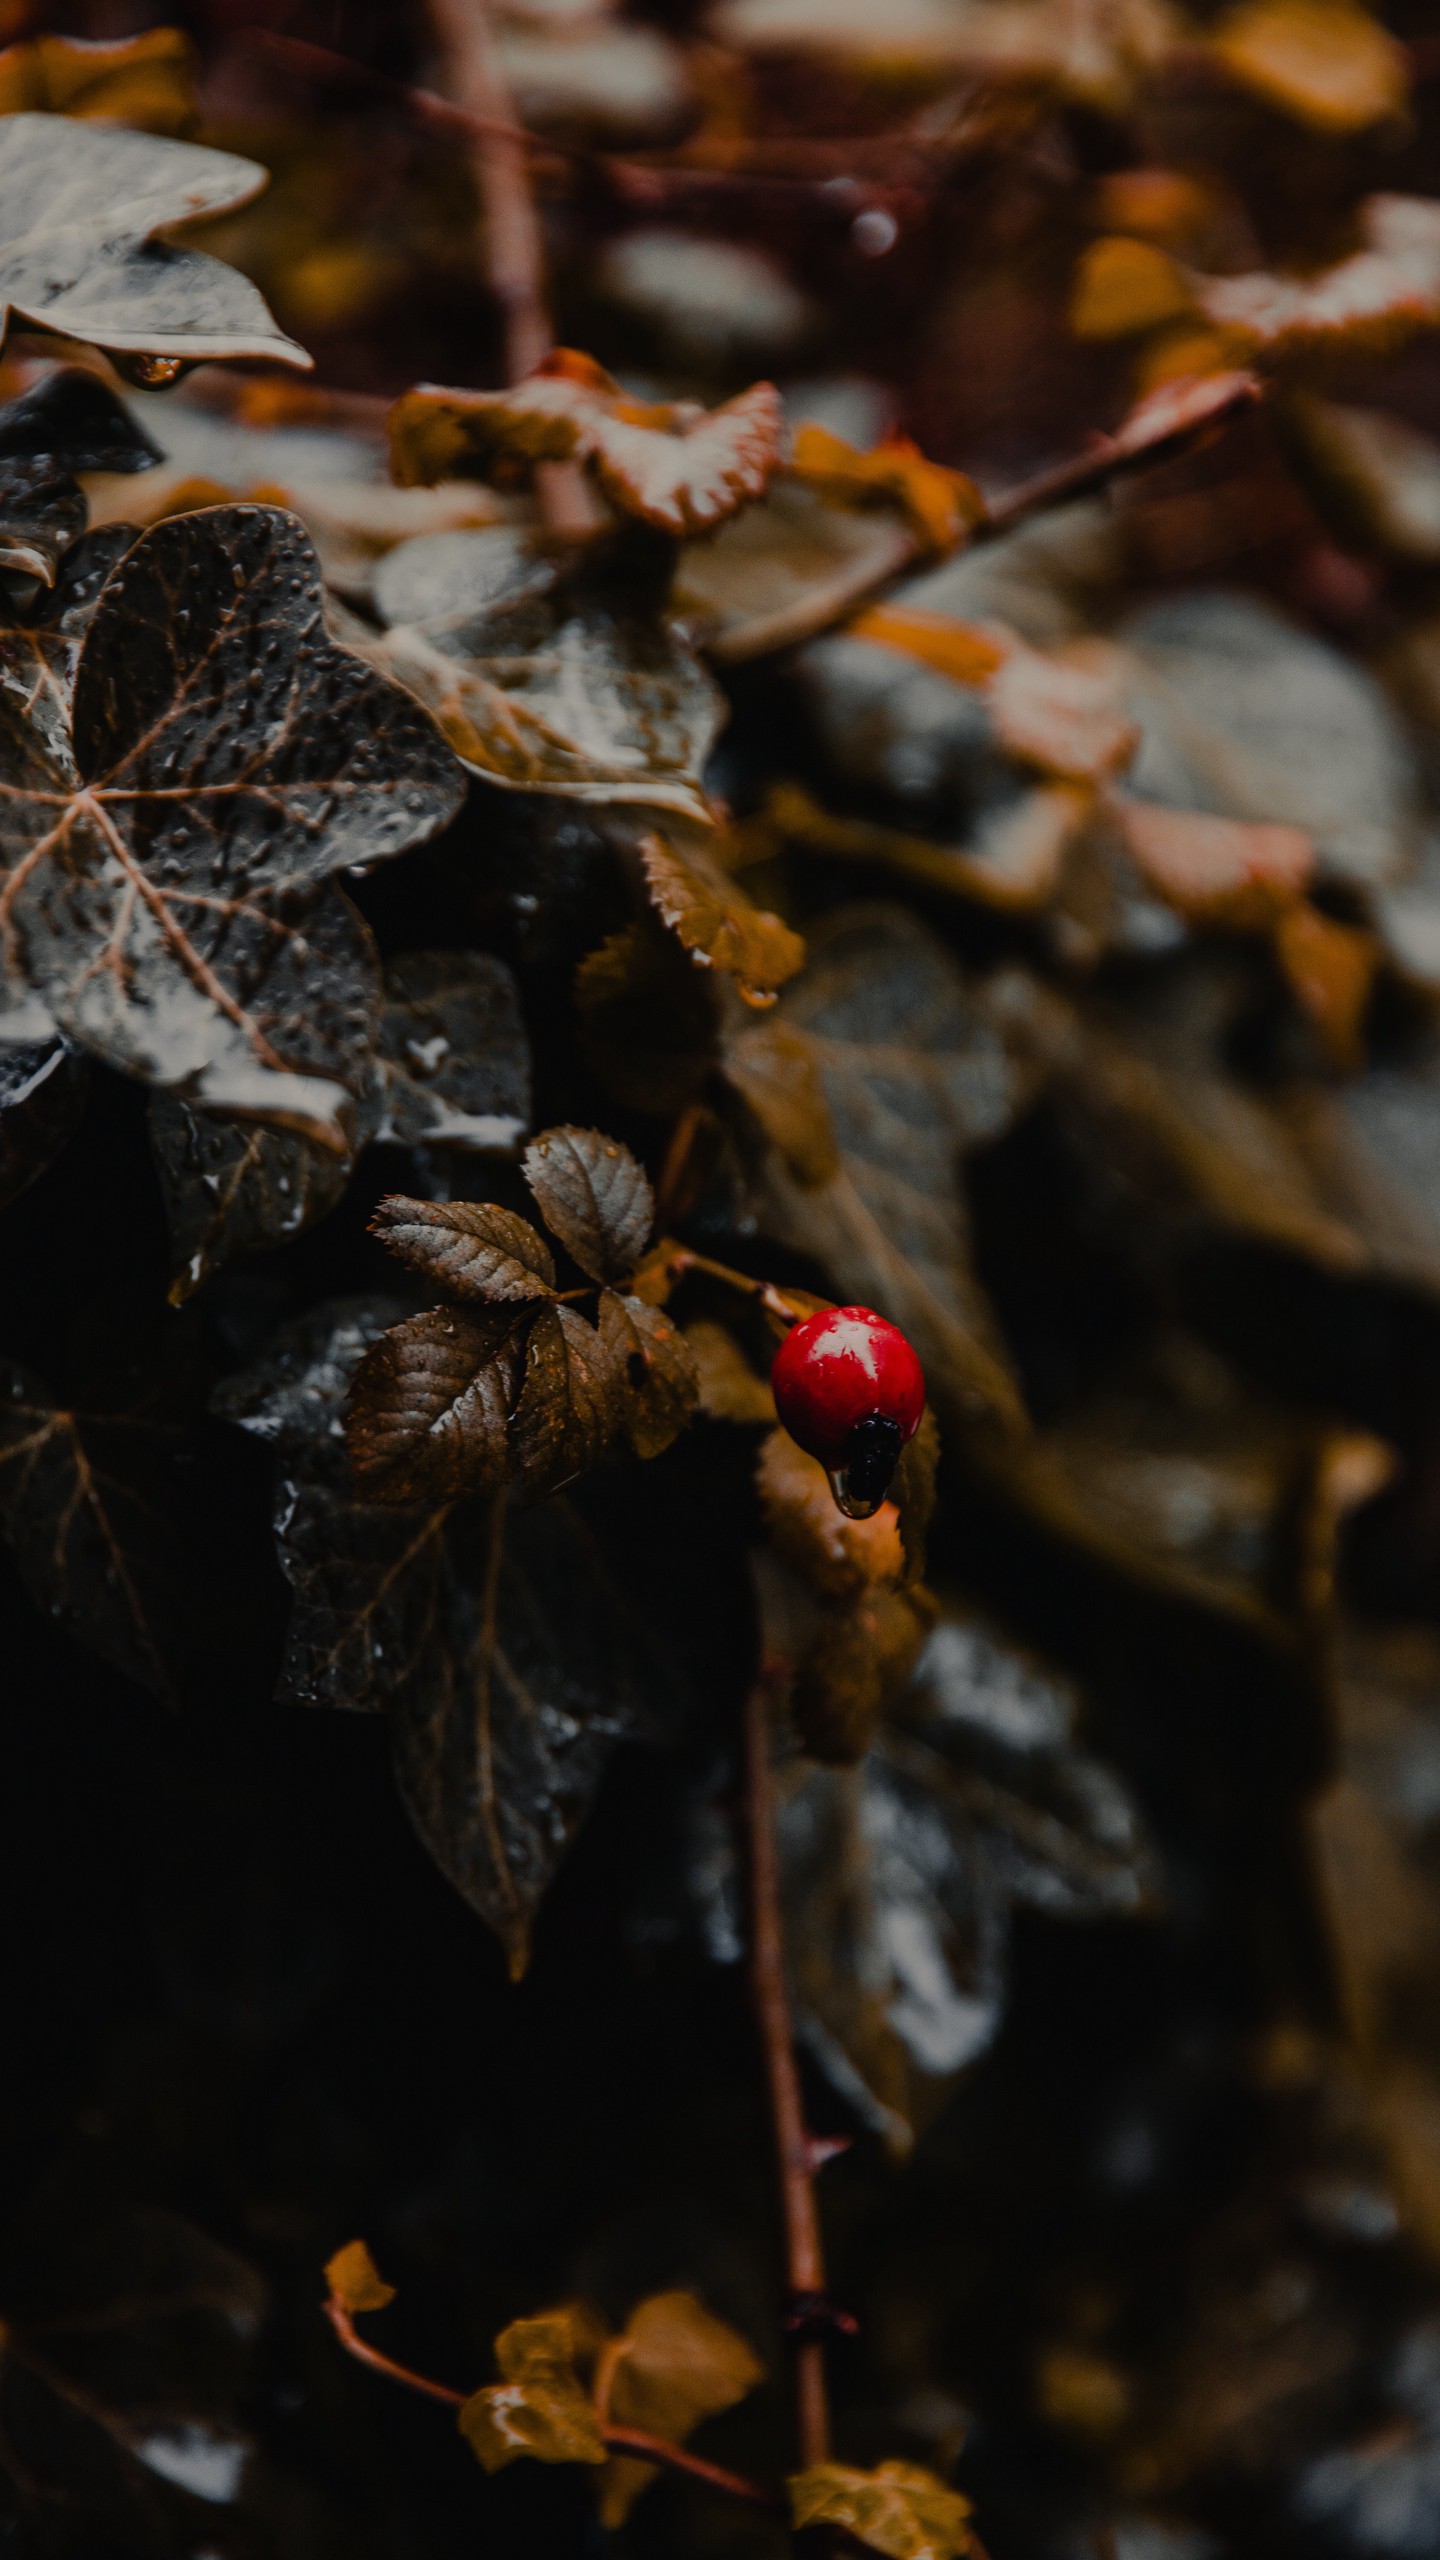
[
  {"left": 0, "top": 1354, "right": 195, "bottom": 1700},
  {"left": 524, "top": 1123, "right": 654, "bottom": 1284},
  {"left": 390, "top": 360, "right": 784, "bottom": 538},
  {"left": 373, "top": 949, "right": 531, "bottom": 1153},
  {"left": 600, "top": 2290, "right": 764, "bottom": 2525},
  {"left": 346, "top": 1304, "right": 525, "bottom": 1503},
  {"left": 370, "top": 525, "right": 723, "bottom": 824},
  {"left": 510, "top": 1301, "right": 622, "bottom": 1497},
  {"left": 788, "top": 2458, "right": 974, "bottom": 2560},
  {"left": 324, "top": 2239, "right": 396, "bottom": 2314},
  {"left": 637, "top": 824, "right": 806, "bottom": 1006},
  {"left": 458, "top": 2312, "right": 606, "bottom": 2470},
  {"left": 596, "top": 1289, "right": 699, "bottom": 1459},
  {"left": 0, "top": 1030, "right": 86, "bottom": 1210},
  {"left": 371, "top": 1195, "right": 557, "bottom": 1304},
  {"left": 149, "top": 1096, "right": 357, "bottom": 1307},
  {"left": 1191, "top": 194, "right": 1440, "bottom": 352},
  {"left": 0, "top": 505, "right": 463, "bottom": 1143},
  {"left": 0, "top": 112, "right": 309, "bottom": 368},
  {"left": 0, "top": 366, "right": 159, "bottom": 582}
]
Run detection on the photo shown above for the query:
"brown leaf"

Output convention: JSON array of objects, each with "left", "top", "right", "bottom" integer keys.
[
  {"left": 524, "top": 1124, "right": 654, "bottom": 1284},
  {"left": 597, "top": 1290, "right": 699, "bottom": 1459},
  {"left": 324, "top": 2239, "right": 395, "bottom": 2314},
  {"left": 684, "top": 1319, "right": 777, "bottom": 1423},
  {"left": 987, "top": 639, "right": 1138, "bottom": 781},
  {"left": 347, "top": 1306, "right": 524, "bottom": 1503},
  {"left": 0, "top": 368, "right": 158, "bottom": 584},
  {"left": 790, "top": 422, "right": 983, "bottom": 558},
  {"left": 599, "top": 2290, "right": 764, "bottom": 2526},
  {"left": 892, "top": 1404, "right": 941, "bottom": 1584},
  {"left": 793, "top": 1583, "right": 936, "bottom": 1765},
  {"left": 788, "top": 2458, "right": 974, "bottom": 2560},
  {"left": 843, "top": 603, "right": 1009, "bottom": 687},
  {"left": 1116, "top": 797, "right": 1314, "bottom": 926},
  {"left": 722, "top": 1016, "right": 839, "bottom": 1185},
  {"left": 511, "top": 1302, "right": 622, "bottom": 1498},
  {"left": 674, "top": 472, "right": 920, "bottom": 666},
  {"left": 0, "top": 1032, "right": 86, "bottom": 1213},
  {"left": 758, "top": 1426, "right": 906, "bottom": 1599},
  {"left": 371, "top": 1196, "right": 557, "bottom": 1304},
  {"left": 391, "top": 363, "right": 784, "bottom": 537},
  {"left": 1210, "top": 0, "right": 1409, "bottom": 133},
  {"left": 459, "top": 2311, "right": 606, "bottom": 2471},
  {"left": 1192, "top": 195, "right": 1440, "bottom": 352},
  {"left": 0, "top": 505, "right": 463, "bottom": 1145},
  {"left": 0, "top": 28, "right": 198, "bottom": 134},
  {"left": 1274, "top": 899, "right": 1379, "bottom": 1067},
  {"left": 638, "top": 825, "right": 806, "bottom": 1006},
  {"left": 0, "top": 112, "right": 308, "bottom": 368},
  {"left": 575, "top": 918, "right": 720, "bottom": 1115},
  {"left": 150, "top": 1097, "right": 355, "bottom": 1307}
]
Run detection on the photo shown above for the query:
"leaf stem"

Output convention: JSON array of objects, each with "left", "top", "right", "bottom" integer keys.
[
  {"left": 660, "top": 1245, "right": 805, "bottom": 1333},
  {"left": 322, "top": 2295, "right": 782, "bottom": 2508},
  {"left": 742, "top": 1670, "right": 834, "bottom": 2468},
  {"left": 977, "top": 373, "right": 1260, "bottom": 540}
]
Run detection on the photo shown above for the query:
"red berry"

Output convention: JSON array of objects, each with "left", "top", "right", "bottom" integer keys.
[{"left": 771, "top": 1306, "right": 925, "bottom": 1516}]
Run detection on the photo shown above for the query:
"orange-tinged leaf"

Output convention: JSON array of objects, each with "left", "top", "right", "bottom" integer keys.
[
  {"left": 845, "top": 603, "right": 1008, "bottom": 687},
  {"left": 722, "top": 1018, "right": 839, "bottom": 1185},
  {"left": 790, "top": 421, "right": 983, "bottom": 559},
  {"left": 788, "top": 2457, "right": 974, "bottom": 2560},
  {"left": 599, "top": 2290, "right": 764, "bottom": 2526},
  {"left": 1192, "top": 195, "right": 1440, "bottom": 352},
  {"left": 793, "top": 1581, "right": 936, "bottom": 1764},
  {"left": 325, "top": 2239, "right": 396, "bottom": 2314},
  {"left": 638, "top": 827, "right": 806, "bottom": 1006},
  {"left": 988, "top": 642, "right": 1137, "bottom": 781},
  {"left": 1116, "top": 799, "right": 1314, "bottom": 927},
  {"left": 1108, "top": 368, "right": 1260, "bottom": 460},
  {"left": 685, "top": 1320, "right": 777, "bottom": 1423},
  {"left": 1274, "top": 899, "right": 1379, "bottom": 1066},
  {"left": 758, "top": 1425, "right": 905, "bottom": 1599},
  {"left": 459, "top": 2311, "right": 606, "bottom": 2472},
  {"left": 1092, "top": 168, "right": 1220, "bottom": 249},
  {"left": 1069, "top": 235, "right": 1194, "bottom": 340},
  {"left": 0, "top": 28, "right": 196, "bottom": 133},
  {"left": 1210, "top": 0, "right": 1409, "bottom": 134},
  {"left": 596, "top": 1291, "right": 699, "bottom": 1459}
]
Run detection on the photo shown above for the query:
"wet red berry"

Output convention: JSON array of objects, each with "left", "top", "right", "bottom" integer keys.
[{"left": 771, "top": 1306, "right": 925, "bottom": 1517}]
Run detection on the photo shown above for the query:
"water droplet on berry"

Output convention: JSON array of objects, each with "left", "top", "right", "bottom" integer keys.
[{"left": 827, "top": 1465, "right": 885, "bottom": 1521}]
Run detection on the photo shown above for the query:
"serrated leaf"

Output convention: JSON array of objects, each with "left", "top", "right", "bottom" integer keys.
[
  {"left": 324, "top": 2239, "right": 395, "bottom": 2314},
  {"left": 1210, "top": 0, "right": 1409, "bottom": 133},
  {"left": 391, "top": 361, "right": 783, "bottom": 538},
  {"left": 0, "top": 112, "right": 308, "bottom": 367},
  {"left": 0, "top": 505, "right": 463, "bottom": 1142},
  {"left": 596, "top": 1289, "right": 698, "bottom": 1458},
  {"left": 637, "top": 825, "right": 805, "bottom": 1006},
  {"left": 600, "top": 2290, "right": 764, "bottom": 2526},
  {"left": 1192, "top": 195, "right": 1440, "bottom": 353},
  {"left": 458, "top": 2311, "right": 605, "bottom": 2470},
  {"left": 374, "top": 949, "right": 531, "bottom": 1153},
  {"left": 370, "top": 525, "right": 723, "bottom": 823},
  {"left": 347, "top": 1304, "right": 525, "bottom": 1503},
  {"left": 149, "top": 1094, "right": 355, "bottom": 1305},
  {"left": 524, "top": 1124, "right": 654, "bottom": 1284},
  {"left": 510, "top": 1301, "right": 621, "bottom": 1498},
  {"left": 371, "top": 1195, "right": 556, "bottom": 1303},
  {"left": 0, "top": 28, "right": 198, "bottom": 135},
  {"left": 788, "top": 2459, "right": 973, "bottom": 2560}
]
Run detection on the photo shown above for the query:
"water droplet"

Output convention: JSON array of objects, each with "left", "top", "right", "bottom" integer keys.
[
  {"left": 114, "top": 351, "right": 190, "bottom": 390},
  {"left": 826, "top": 1465, "right": 886, "bottom": 1521}
]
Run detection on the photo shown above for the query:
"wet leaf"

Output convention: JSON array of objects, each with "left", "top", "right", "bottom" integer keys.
[
  {"left": 510, "top": 1301, "right": 622, "bottom": 1498},
  {"left": 1192, "top": 195, "right": 1440, "bottom": 353},
  {"left": 149, "top": 1094, "right": 355, "bottom": 1305},
  {"left": 0, "top": 1029, "right": 85, "bottom": 1210},
  {"left": 0, "top": 112, "right": 309, "bottom": 368},
  {"left": 458, "top": 2311, "right": 606, "bottom": 2470},
  {"left": 374, "top": 949, "right": 531, "bottom": 1153},
  {"left": 1273, "top": 898, "right": 1379, "bottom": 1067},
  {"left": 0, "top": 365, "right": 159, "bottom": 582},
  {"left": 673, "top": 472, "right": 919, "bottom": 665},
  {"left": 759, "top": 1425, "right": 908, "bottom": 1599},
  {"left": 347, "top": 1304, "right": 525, "bottom": 1504},
  {"left": 391, "top": 362, "right": 784, "bottom": 538},
  {"left": 788, "top": 2457, "right": 973, "bottom": 2560},
  {"left": 751, "top": 907, "right": 1032, "bottom": 1434},
  {"left": 524, "top": 1124, "right": 654, "bottom": 1285},
  {"left": 370, "top": 1195, "right": 557, "bottom": 1304},
  {"left": 988, "top": 638, "right": 1138, "bottom": 781},
  {"left": 791, "top": 423, "right": 983, "bottom": 558},
  {"left": 0, "top": 505, "right": 463, "bottom": 1142},
  {"left": 324, "top": 2239, "right": 395, "bottom": 2314},
  {"left": 0, "top": 28, "right": 198, "bottom": 135},
  {"left": 685, "top": 1318, "right": 776, "bottom": 1423},
  {"left": 596, "top": 1289, "right": 699, "bottom": 1459},
  {"left": 843, "top": 602, "right": 1009, "bottom": 688},
  {"left": 793, "top": 1582, "right": 936, "bottom": 1765},
  {"left": 722, "top": 1015, "right": 839, "bottom": 1186},
  {"left": 575, "top": 916, "right": 720, "bottom": 1115},
  {"left": 600, "top": 2289, "right": 764, "bottom": 2525},
  {"left": 0, "top": 1353, "right": 196, "bottom": 1700},
  {"left": 370, "top": 526, "right": 723, "bottom": 823},
  {"left": 1210, "top": 0, "right": 1409, "bottom": 133},
  {"left": 637, "top": 824, "right": 806, "bottom": 1006}
]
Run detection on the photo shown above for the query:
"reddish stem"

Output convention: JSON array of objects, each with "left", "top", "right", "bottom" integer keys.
[
  {"left": 662, "top": 1245, "right": 805, "bottom": 1334},
  {"left": 743, "top": 1673, "right": 832, "bottom": 2468},
  {"left": 323, "top": 2296, "right": 465, "bottom": 2408},
  {"left": 979, "top": 374, "right": 1260, "bottom": 539}
]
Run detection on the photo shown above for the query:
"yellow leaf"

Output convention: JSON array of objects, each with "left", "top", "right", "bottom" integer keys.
[
  {"left": 1092, "top": 167, "right": 1220, "bottom": 250},
  {"left": 0, "top": 27, "right": 196, "bottom": 133},
  {"left": 1069, "top": 235, "right": 1194, "bottom": 340},
  {"left": 788, "top": 2458, "right": 974, "bottom": 2560},
  {"left": 1274, "top": 899, "right": 1379, "bottom": 1067},
  {"left": 790, "top": 422, "right": 984, "bottom": 559},
  {"left": 1211, "top": 0, "right": 1409, "bottom": 133},
  {"left": 638, "top": 827, "right": 806, "bottom": 1007},
  {"left": 458, "top": 2311, "right": 606, "bottom": 2472},
  {"left": 599, "top": 2289, "right": 764, "bottom": 2525},
  {"left": 324, "top": 2240, "right": 396, "bottom": 2315},
  {"left": 845, "top": 603, "right": 1008, "bottom": 687}
]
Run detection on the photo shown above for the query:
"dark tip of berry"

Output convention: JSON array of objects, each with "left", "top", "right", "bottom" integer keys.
[{"left": 831, "top": 1413, "right": 904, "bottom": 1519}]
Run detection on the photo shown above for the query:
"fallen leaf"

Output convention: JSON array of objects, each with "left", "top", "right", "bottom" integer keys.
[
  {"left": 722, "top": 1016, "right": 839, "bottom": 1185},
  {"left": 347, "top": 1304, "right": 525, "bottom": 1503},
  {"left": 459, "top": 2311, "right": 606, "bottom": 2470},
  {"left": 988, "top": 639, "right": 1138, "bottom": 780},
  {"left": 599, "top": 2289, "right": 764, "bottom": 2525},
  {"left": 596, "top": 1290, "right": 699, "bottom": 1459},
  {"left": 1192, "top": 195, "right": 1440, "bottom": 353},
  {"left": 1115, "top": 798, "right": 1314, "bottom": 926},
  {"left": 373, "top": 949, "right": 531, "bottom": 1153},
  {"left": 793, "top": 1581, "right": 936, "bottom": 1764},
  {"left": 788, "top": 2457, "right": 973, "bottom": 2560},
  {"left": 758, "top": 1425, "right": 908, "bottom": 1599},
  {"left": 391, "top": 363, "right": 784, "bottom": 538},
  {"left": 0, "top": 112, "right": 309, "bottom": 368},
  {"left": 1273, "top": 899, "right": 1379, "bottom": 1067},
  {"left": 844, "top": 604, "right": 1009, "bottom": 688},
  {"left": 0, "top": 27, "right": 198, "bottom": 135},
  {"left": 791, "top": 422, "right": 983, "bottom": 558},
  {"left": 324, "top": 2239, "right": 395, "bottom": 2314},
  {"left": 1210, "top": 0, "right": 1409, "bottom": 133},
  {"left": 524, "top": 1124, "right": 654, "bottom": 1285},
  {"left": 0, "top": 365, "right": 159, "bottom": 582},
  {"left": 149, "top": 1095, "right": 355, "bottom": 1306},
  {"left": 638, "top": 824, "right": 806, "bottom": 1006},
  {"left": 370, "top": 1195, "right": 557, "bottom": 1304},
  {"left": 1070, "top": 235, "right": 1195, "bottom": 339},
  {"left": 684, "top": 1319, "right": 776, "bottom": 1423},
  {"left": 0, "top": 505, "right": 463, "bottom": 1143},
  {"left": 674, "top": 472, "right": 919, "bottom": 665},
  {"left": 575, "top": 916, "right": 720, "bottom": 1115}
]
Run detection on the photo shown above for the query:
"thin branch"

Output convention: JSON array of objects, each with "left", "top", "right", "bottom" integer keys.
[
  {"left": 660, "top": 1245, "right": 805, "bottom": 1334},
  {"left": 978, "top": 372, "right": 1261, "bottom": 540},
  {"left": 323, "top": 2297, "right": 466, "bottom": 2408},
  {"left": 743, "top": 1671, "right": 833, "bottom": 2468}
]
